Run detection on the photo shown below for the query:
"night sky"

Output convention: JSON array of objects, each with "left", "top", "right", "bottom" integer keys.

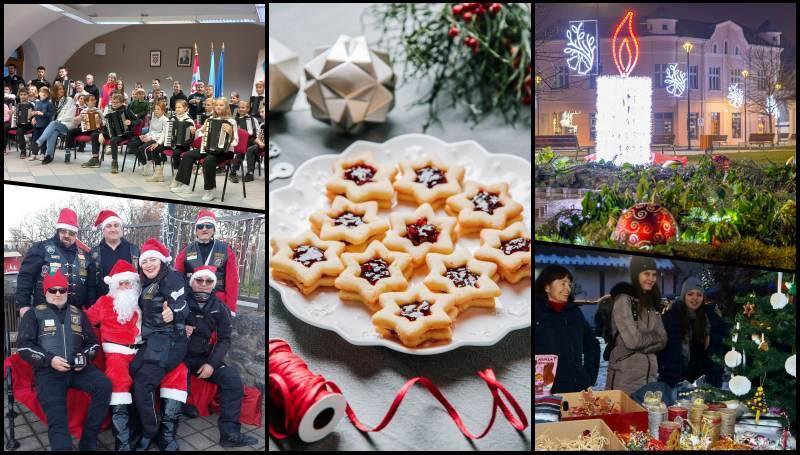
[{"left": 537, "top": 3, "right": 796, "bottom": 53}]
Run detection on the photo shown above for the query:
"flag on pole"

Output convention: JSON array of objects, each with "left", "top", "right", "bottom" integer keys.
[
  {"left": 190, "top": 43, "right": 201, "bottom": 93},
  {"left": 208, "top": 42, "right": 216, "bottom": 97},
  {"left": 216, "top": 42, "right": 225, "bottom": 100}
]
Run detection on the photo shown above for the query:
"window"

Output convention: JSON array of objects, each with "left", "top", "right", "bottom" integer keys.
[
  {"left": 662, "top": 24, "right": 668, "bottom": 31},
  {"left": 689, "top": 65, "right": 698, "bottom": 89},
  {"left": 654, "top": 64, "right": 667, "bottom": 89},
  {"left": 709, "top": 67, "right": 720, "bottom": 90},
  {"left": 757, "top": 71, "right": 767, "bottom": 90},
  {"left": 757, "top": 116, "right": 765, "bottom": 133},
  {"left": 724, "top": 41, "right": 728, "bottom": 54},
  {"left": 713, "top": 43, "right": 717, "bottom": 53},
  {"left": 653, "top": 113, "right": 674, "bottom": 134},
  {"left": 689, "top": 113, "right": 698, "bottom": 139},
  {"left": 590, "top": 113, "right": 597, "bottom": 141},
  {"left": 730, "top": 69, "right": 741, "bottom": 86},
  {"left": 555, "top": 66, "right": 569, "bottom": 89},
  {"left": 710, "top": 112, "right": 720, "bottom": 135},
  {"left": 735, "top": 46, "right": 739, "bottom": 55},
  {"left": 589, "top": 64, "right": 603, "bottom": 89},
  {"left": 732, "top": 113, "right": 741, "bottom": 139}
]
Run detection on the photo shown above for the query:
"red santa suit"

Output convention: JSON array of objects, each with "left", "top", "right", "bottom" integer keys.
[{"left": 85, "top": 260, "right": 188, "bottom": 405}]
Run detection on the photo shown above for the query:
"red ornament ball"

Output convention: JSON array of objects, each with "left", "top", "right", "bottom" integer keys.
[{"left": 613, "top": 203, "right": 678, "bottom": 247}]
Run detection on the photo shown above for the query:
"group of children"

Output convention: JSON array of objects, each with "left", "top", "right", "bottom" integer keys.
[{"left": 4, "top": 73, "right": 266, "bottom": 201}]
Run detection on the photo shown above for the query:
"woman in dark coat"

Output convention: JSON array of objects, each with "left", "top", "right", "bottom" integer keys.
[{"left": 534, "top": 265, "right": 600, "bottom": 394}]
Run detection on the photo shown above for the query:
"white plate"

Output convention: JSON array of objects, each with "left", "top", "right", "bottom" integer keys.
[{"left": 269, "top": 134, "right": 531, "bottom": 355}]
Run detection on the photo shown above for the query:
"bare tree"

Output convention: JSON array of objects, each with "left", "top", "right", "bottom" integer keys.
[{"left": 745, "top": 46, "right": 796, "bottom": 134}]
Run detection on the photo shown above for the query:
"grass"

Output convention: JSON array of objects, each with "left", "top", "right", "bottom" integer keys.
[{"left": 685, "top": 148, "right": 796, "bottom": 164}]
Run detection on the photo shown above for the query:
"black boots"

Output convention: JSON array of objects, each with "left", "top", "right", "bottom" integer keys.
[
  {"left": 182, "top": 403, "right": 199, "bottom": 419},
  {"left": 220, "top": 432, "right": 259, "bottom": 448},
  {"left": 111, "top": 404, "right": 132, "bottom": 451},
  {"left": 157, "top": 398, "right": 183, "bottom": 451},
  {"left": 133, "top": 435, "right": 152, "bottom": 451}
]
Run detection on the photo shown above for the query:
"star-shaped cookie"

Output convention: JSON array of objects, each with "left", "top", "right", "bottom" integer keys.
[
  {"left": 393, "top": 153, "right": 465, "bottom": 208},
  {"left": 372, "top": 285, "right": 456, "bottom": 348},
  {"left": 423, "top": 247, "right": 501, "bottom": 318},
  {"left": 445, "top": 181, "right": 524, "bottom": 235},
  {"left": 309, "top": 196, "right": 390, "bottom": 249},
  {"left": 473, "top": 222, "right": 531, "bottom": 284},
  {"left": 382, "top": 203, "right": 457, "bottom": 268},
  {"left": 270, "top": 231, "right": 345, "bottom": 295},
  {"left": 326, "top": 151, "right": 397, "bottom": 209},
  {"left": 334, "top": 240, "right": 413, "bottom": 312}
]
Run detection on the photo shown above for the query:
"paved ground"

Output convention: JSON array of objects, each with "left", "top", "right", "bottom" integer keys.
[
  {"left": 3, "top": 147, "right": 265, "bottom": 211},
  {"left": 3, "top": 382, "right": 265, "bottom": 451}
]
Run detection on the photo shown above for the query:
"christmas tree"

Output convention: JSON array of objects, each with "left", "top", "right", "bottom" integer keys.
[{"left": 716, "top": 271, "right": 796, "bottom": 428}]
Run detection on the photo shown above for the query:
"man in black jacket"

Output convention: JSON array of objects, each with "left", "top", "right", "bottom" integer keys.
[
  {"left": 534, "top": 265, "right": 600, "bottom": 394},
  {"left": 17, "top": 269, "right": 111, "bottom": 451},
  {"left": 86, "top": 209, "right": 140, "bottom": 306},
  {"left": 182, "top": 265, "right": 257, "bottom": 448}
]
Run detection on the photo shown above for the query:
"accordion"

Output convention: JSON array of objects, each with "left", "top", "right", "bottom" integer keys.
[
  {"left": 80, "top": 112, "right": 101, "bottom": 132},
  {"left": 257, "top": 124, "right": 264, "bottom": 144},
  {"left": 13, "top": 103, "right": 33, "bottom": 128},
  {"left": 105, "top": 109, "right": 129, "bottom": 137},
  {"left": 164, "top": 116, "right": 193, "bottom": 148},
  {"left": 201, "top": 119, "right": 234, "bottom": 154}
]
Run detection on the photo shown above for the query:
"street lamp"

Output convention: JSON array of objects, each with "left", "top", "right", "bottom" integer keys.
[
  {"left": 742, "top": 69, "right": 749, "bottom": 146},
  {"left": 535, "top": 73, "right": 542, "bottom": 133},
  {"left": 683, "top": 42, "right": 693, "bottom": 150}
]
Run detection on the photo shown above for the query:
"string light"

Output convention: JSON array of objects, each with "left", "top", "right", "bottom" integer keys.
[{"left": 611, "top": 11, "right": 640, "bottom": 77}]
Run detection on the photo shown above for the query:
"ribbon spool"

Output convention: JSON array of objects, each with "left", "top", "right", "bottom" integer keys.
[{"left": 269, "top": 338, "right": 528, "bottom": 443}]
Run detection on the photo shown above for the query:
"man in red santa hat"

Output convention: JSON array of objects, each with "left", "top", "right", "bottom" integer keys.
[
  {"left": 85, "top": 259, "right": 188, "bottom": 450},
  {"left": 86, "top": 209, "right": 140, "bottom": 308},
  {"left": 175, "top": 209, "right": 239, "bottom": 316}
]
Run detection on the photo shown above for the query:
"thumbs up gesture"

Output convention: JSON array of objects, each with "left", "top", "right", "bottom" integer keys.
[{"left": 162, "top": 301, "right": 174, "bottom": 323}]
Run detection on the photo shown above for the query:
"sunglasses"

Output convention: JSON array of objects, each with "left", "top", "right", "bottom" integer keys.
[
  {"left": 193, "top": 278, "right": 215, "bottom": 285},
  {"left": 48, "top": 288, "right": 68, "bottom": 295},
  {"left": 196, "top": 223, "right": 215, "bottom": 230}
]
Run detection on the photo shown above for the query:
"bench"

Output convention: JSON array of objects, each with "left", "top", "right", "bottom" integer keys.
[
  {"left": 710, "top": 134, "right": 727, "bottom": 150},
  {"left": 777, "top": 133, "right": 796, "bottom": 145},
  {"left": 534, "top": 135, "right": 583, "bottom": 158},
  {"left": 651, "top": 134, "right": 675, "bottom": 154},
  {"left": 748, "top": 133, "right": 774, "bottom": 149}
]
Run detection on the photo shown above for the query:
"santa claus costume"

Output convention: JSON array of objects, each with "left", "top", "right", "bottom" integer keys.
[{"left": 84, "top": 259, "right": 188, "bottom": 450}]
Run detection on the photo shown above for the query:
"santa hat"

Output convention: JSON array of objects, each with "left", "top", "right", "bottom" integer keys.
[
  {"left": 55, "top": 208, "right": 79, "bottom": 233},
  {"left": 139, "top": 238, "right": 172, "bottom": 264},
  {"left": 190, "top": 265, "right": 218, "bottom": 287},
  {"left": 43, "top": 269, "right": 68, "bottom": 294},
  {"left": 104, "top": 259, "right": 140, "bottom": 286},
  {"left": 195, "top": 209, "right": 217, "bottom": 228},
  {"left": 93, "top": 209, "right": 124, "bottom": 231}
]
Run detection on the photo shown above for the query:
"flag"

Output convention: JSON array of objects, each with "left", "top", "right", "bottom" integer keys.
[
  {"left": 216, "top": 42, "right": 225, "bottom": 100},
  {"left": 208, "top": 42, "right": 216, "bottom": 97},
  {"left": 190, "top": 43, "right": 201, "bottom": 93}
]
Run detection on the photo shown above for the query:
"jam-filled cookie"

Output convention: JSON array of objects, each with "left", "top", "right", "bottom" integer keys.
[
  {"left": 326, "top": 151, "right": 397, "bottom": 209},
  {"left": 309, "top": 196, "right": 390, "bottom": 251},
  {"left": 334, "top": 240, "right": 413, "bottom": 312},
  {"left": 423, "top": 247, "right": 501, "bottom": 318},
  {"left": 381, "top": 203, "right": 457, "bottom": 268},
  {"left": 269, "top": 231, "right": 345, "bottom": 295},
  {"left": 473, "top": 222, "right": 531, "bottom": 284},
  {"left": 445, "top": 181, "right": 524, "bottom": 235},
  {"left": 372, "top": 285, "right": 457, "bottom": 348},
  {"left": 393, "top": 153, "right": 465, "bottom": 208}
]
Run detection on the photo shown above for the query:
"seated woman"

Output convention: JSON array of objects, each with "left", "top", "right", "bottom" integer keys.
[{"left": 534, "top": 265, "right": 599, "bottom": 394}]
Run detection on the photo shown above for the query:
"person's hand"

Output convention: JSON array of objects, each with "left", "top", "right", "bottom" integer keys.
[
  {"left": 19, "top": 306, "right": 31, "bottom": 318},
  {"left": 222, "top": 123, "right": 232, "bottom": 134},
  {"left": 256, "top": 138, "right": 265, "bottom": 148},
  {"left": 31, "top": 118, "right": 36, "bottom": 126},
  {"left": 162, "top": 302, "right": 174, "bottom": 323},
  {"left": 124, "top": 119, "right": 131, "bottom": 126},
  {"left": 147, "top": 143, "right": 157, "bottom": 152},
  {"left": 185, "top": 325, "right": 195, "bottom": 337},
  {"left": 197, "top": 363, "right": 214, "bottom": 379},
  {"left": 51, "top": 356, "right": 71, "bottom": 372},
  {"left": 189, "top": 126, "right": 196, "bottom": 134}
]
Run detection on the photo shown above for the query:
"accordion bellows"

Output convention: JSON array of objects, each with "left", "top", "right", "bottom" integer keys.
[
  {"left": 106, "top": 109, "right": 129, "bottom": 137},
  {"left": 201, "top": 118, "right": 234, "bottom": 153},
  {"left": 81, "top": 112, "right": 101, "bottom": 132},
  {"left": 165, "top": 116, "right": 194, "bottom": 147}
]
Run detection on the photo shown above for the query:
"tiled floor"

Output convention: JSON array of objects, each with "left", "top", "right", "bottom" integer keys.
[
  {"left": 3, "top": 386, "right": 265, "bottom": 451},
  {"left": 3, "top": 147, "right": 265, "bottom": 210}
]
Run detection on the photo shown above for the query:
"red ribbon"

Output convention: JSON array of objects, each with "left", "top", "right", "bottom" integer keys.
[{"left": 269, "top": 339, "right": 528, "bottom": 440}]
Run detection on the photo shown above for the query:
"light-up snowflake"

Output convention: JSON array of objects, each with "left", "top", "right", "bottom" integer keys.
[
  {"left": 727, "top": 83, "right": 744, "bottom": 108},
  {"left": 664, "top": 64, "right": 686, "bottom": 97},
  {"left": 564, "top": 22, "right": 596, "bottom": 75}
]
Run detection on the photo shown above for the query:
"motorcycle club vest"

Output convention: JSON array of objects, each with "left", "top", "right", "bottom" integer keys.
[
  {"left": 34, "top": 240, "right": 88, "bottom": 308},
  {"left": 91, "top": 241, "right": 140, "bottom": 294},
  {"left": 183, "top": 240, "right": 228, "bottom": 293},
  {"left": 34, "top": 304, "right": 83, "bottom": 360}
]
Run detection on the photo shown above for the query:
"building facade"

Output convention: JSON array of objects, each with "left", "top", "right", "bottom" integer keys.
[{"left": 535, "top": 13, "right": 795, "bottom": 148}]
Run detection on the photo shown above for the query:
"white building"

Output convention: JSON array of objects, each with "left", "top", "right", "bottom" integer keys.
[{"left": 535, "top": 10, "right": 795, "bottom": 148}]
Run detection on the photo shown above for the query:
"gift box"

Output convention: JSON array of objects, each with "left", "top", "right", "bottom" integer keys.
[
  {"left": 535, "top": 418, "right": 628, "bottom": 451},
  {"left": 560, "top": 389, "right": 648, "bottom": 433}
]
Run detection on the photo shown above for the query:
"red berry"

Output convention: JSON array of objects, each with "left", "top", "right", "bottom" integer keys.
[
  {"left": 522, "top": 95, "right": 531, "bottom": 106},
  {"left": 489, "top": 3, "right": 502, "bottom": 14},
  {"left": 474, "top": 5, "right": 486, "bottom": 15},
  {"left": 448, "top": 26, "right": 460, "bottom": 38},
  {"left": 452, "top": 4, "right": 463, "bottom": 15},
  {"left": 462, "top": 11, "right": 473, "bottom": 22}
]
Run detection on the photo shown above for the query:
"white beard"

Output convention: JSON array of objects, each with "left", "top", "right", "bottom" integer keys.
[{"left": 111, "top": 287, "right": 141, "bottom": 324}]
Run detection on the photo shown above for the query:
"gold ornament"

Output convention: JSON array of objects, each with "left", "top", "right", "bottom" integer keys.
[
  {"left": 759, "top": 340, "right": 769, "bottom": 351},
  {"left": 742, "top": 302, "right": 755, "bottom": 318}
]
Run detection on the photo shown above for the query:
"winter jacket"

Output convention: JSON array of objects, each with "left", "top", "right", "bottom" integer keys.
[
  {"left": 534, "top": 294, "right": 600, "bottom": 394},
  {"left": 606, "top": 282, "right": 668, "bottom": 395}
]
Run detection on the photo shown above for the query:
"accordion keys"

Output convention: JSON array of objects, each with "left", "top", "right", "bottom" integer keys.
[
  {"left": 201, "top": 118, "right": 233, "bottom": 154},
  {"left": 80, "top": 112, "right": 100, "bottom": 132},
  {"left": 10, "top": 106, "right": 17, "bottom": 128}
]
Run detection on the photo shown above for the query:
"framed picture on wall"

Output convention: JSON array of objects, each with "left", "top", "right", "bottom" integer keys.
[
  {"left": 177, "top": 47, "right": 192, "bottom": 67},
  {"left": 150, "top": 50, "right": 161, "bottom": 67}
]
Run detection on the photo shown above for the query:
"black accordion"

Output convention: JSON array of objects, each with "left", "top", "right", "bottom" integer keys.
[
  {"left": 13, "top": 103, "right": 33, "bottom": 128},
  {"left": 164, "top": 116, "right": 193, "bottom": 148},
  {"left": 201, "top": 119, "right": 234, "bottom": 154},
  {"left": 105, "top": 109, "right": 129, "bottom": 137}
]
